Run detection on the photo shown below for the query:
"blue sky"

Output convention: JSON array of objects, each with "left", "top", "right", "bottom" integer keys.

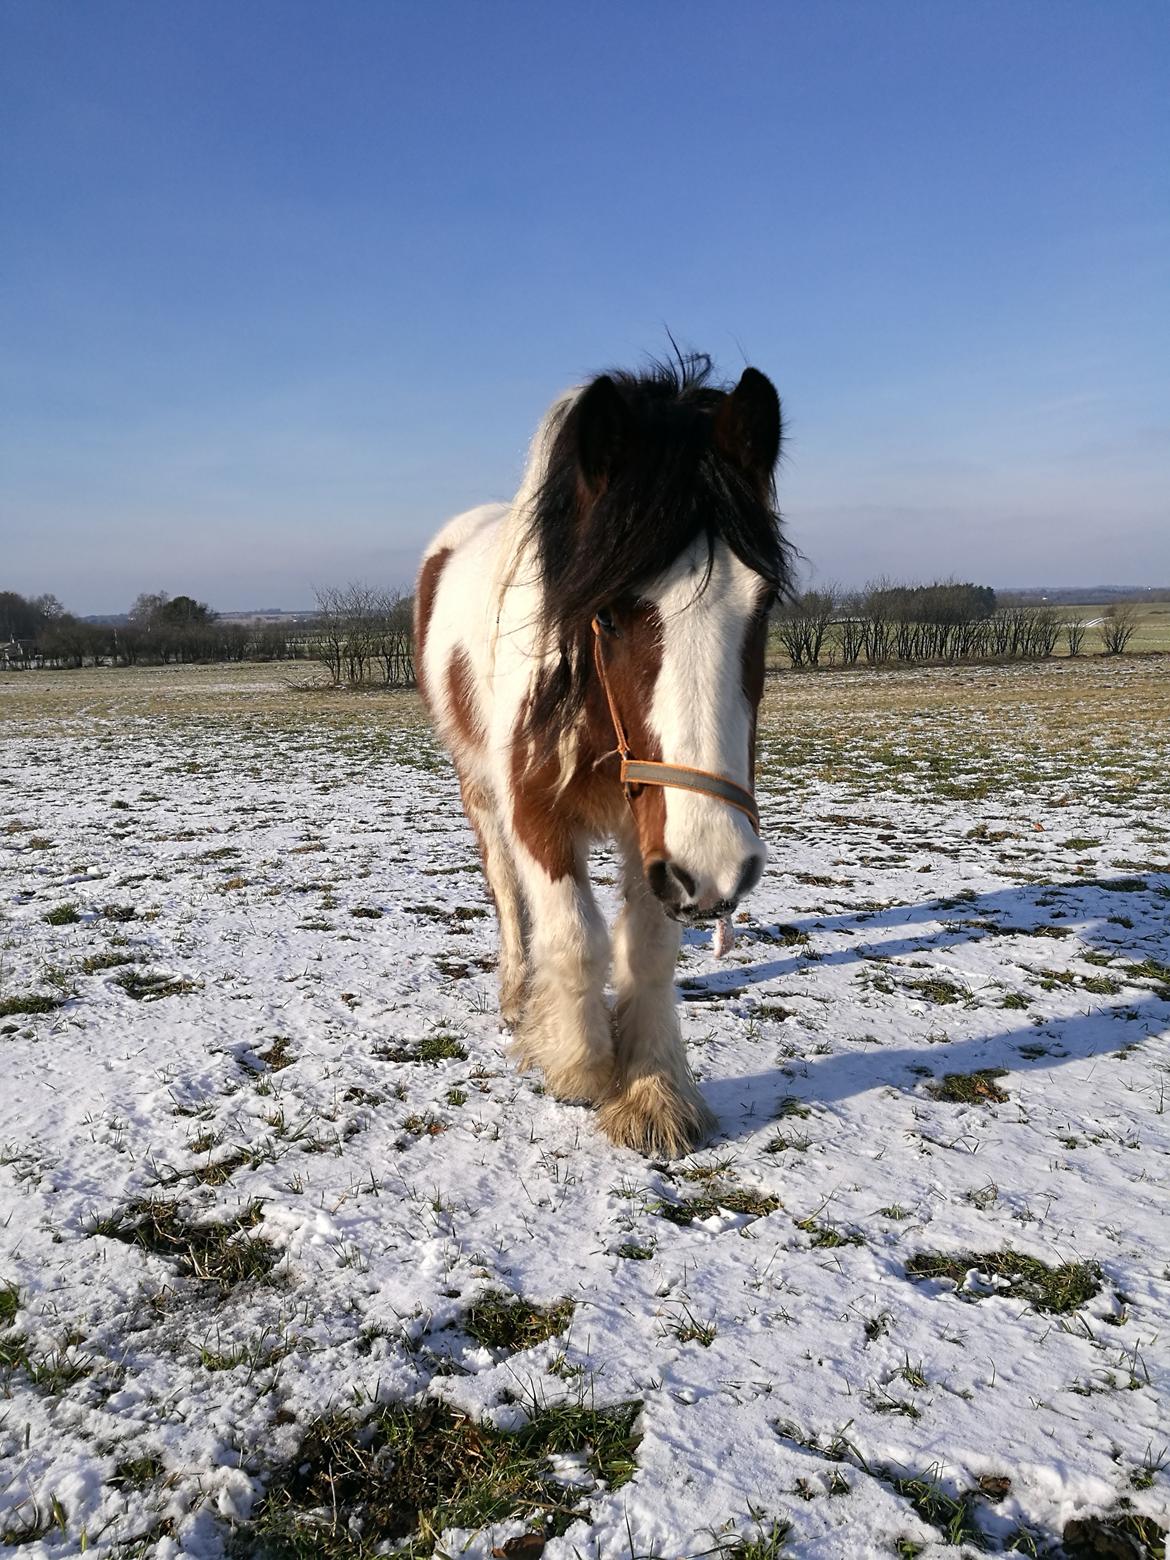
[{"left": 2, "top": 1, "right": 1167, "bottom": 613}]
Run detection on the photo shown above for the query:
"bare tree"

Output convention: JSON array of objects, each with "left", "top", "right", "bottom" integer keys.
[
  {"left": 1101, "top": 603, "right": 1140, "bottom": 655},
  {"left": 129, "top": 591, "right": 170, "bottom": 625},
  {"left": 311, "top": 585, "right": 350, "bottom": 684},
  {"left": 774, "top": 589, "right": 835, "bottom": 667},
  {"left": 371, "top": 590, "right": 416, "bottom": 686},
  {"left": 311, "top": 584, "right": 416, "bottom": 687},
  {"left": 835, "top": 592, "right": 866, "bottom": 665},
  {"left": 1064, "top": 613, "right": 1088, "bottom": 656}
]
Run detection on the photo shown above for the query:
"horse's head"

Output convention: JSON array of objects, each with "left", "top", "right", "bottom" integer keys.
[{"left": 529, "top": 355, "right": 788, "bottom": 921}]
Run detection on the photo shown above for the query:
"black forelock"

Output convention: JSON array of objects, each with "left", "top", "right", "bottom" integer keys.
[{"left": 519, "top": 352, "right": 791, "bottom": 743}]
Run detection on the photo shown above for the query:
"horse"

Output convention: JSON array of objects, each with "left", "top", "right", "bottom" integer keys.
[{"left": 415, "top": 354, "right": 789, "bottom": 1157}]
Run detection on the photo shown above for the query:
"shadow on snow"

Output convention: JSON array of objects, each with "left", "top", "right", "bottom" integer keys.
[{"left": 683, "top": 876, "right": 1170, "bottom": 1139}]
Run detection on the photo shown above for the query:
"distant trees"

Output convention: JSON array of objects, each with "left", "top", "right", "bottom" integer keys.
[
  {"left": 768, "top": 582, "right": 1153, "bottom": 669},
  {"left": 1, "top": 587, "right": 318, "bottom": 669},
  {"left": 777, "top": 580, "right": 999, "bottom": 668},
  {"left": 773, "top": 589, "right": 835, "bottom": 667},
  {"left": 0, "top": 591, "right": 65, "bottom": 642},
  {"left": 311, "top": 584, "right": 415, "bottom": 687},
  {"left": 1, "top": 591, "right": 92, "bottom": 667},
  {"left": 123, "top": 591, "right": 228, "bottom": 663},
  {"left": 0, "top": 576, "right": 1154, "bottom": 679}
]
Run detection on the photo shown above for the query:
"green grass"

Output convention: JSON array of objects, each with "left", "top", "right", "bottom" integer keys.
[
  {"left": 113, "top": 969, "right": 199, "bottom": 1002},
  {"left": 755, "top": 924, "right": 810, "bottom": 947},
  {"left": 188, "top": 1148, "right": 251, "bottom": 1187},
  {"left": 198, "top": 1328, "right": 295, "bottom": 1373},
  {"left": 80, "top": 951, "right": 138, "bottom": 974},
  {"left": 374, "top": 1030, "right": 468, "bottom": 1064},
  {"left": 110, "top": 1454, "right": 166, "bottom": 1491},
  {"left": 717, "top": 1518, "right": 793, "bottom": 1558},
  {"left": 773, "top": 1420, "right": 989, "bottom": 1551},
  {"left": 925, "top": 1068, "right": 1010, "bottom": 1105},
  {"left": 256, "top": 1036, "right": 296, "bottom": 1071},
  {"left": 1064, "top": 1512, "right": 1166, "bottom": 1559},
  {"left": 1, "top": 1495, "right": 69, "bottom": 1547},
  {"left": 904, "top": 975, "right": 967, "bottom": 1005},
  {"left": 773, "top": 1097, "right": 811, "bottom": 1119},
  {"left": 905, "top": 1250, "right": 1102, "bottom": 1313},
  {"left": 670, "top": 1306, "right": 718, "bottom": 1346},
  {"left": 884, "top": 1466, "right": 986, "bottom": 1551},
  {"left": 88, "top": 1199, "right": 280, "bottom": 1291},
  {"left": 0, "top": 994, "right": 64, "bottom": 1018},
  {"left": 1120, "top": 955, "right": 1170, "bottom": 999},
  {"left": 615, "top": 1241, "right": 654, "bottom": 1260},
  {"left": 795, "top": 1217, "right": 864, "bottom": 1249},
  {"left": 43, "top": 903, "right": 80, "bottom": 925},
  {"left": 764, "top": 1130, "right": 812, "bottom": 1154},
  {"left": 651, "top": 1186, "right": 780, "bottom": 1225},
  {"left": 462, "top": 1292, "right": 574, "bottom": 1352},
  {"left": 0, "top": 1330, "right": 93, "bottom": 1397},
  {"left": 0, "top": 1282, "right": 18, "bottom": 1327},
  {"left": 227, "top": 1396, "right": 641, "bottom": 1557}
]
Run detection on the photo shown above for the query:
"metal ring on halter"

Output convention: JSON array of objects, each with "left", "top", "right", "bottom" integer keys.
[{"left": 591, "top": 615, "right": 760, "bottom": 834}]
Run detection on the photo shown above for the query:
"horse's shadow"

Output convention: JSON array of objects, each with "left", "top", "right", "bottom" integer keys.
[{"left": 679, "top": 876, "right": 1170, "bottom": 1142}]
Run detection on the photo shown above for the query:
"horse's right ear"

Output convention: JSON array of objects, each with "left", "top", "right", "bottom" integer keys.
[
  {"left": 575, "top": 375, "right": 634, "bottom": 495},
  {"left": 713, "top": 367, "right": 782, "bottom": 483}
]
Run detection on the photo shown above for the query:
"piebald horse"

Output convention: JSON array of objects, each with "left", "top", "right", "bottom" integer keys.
[{"left": 416, "top": 355, "right": 789, "bottom": 1156}]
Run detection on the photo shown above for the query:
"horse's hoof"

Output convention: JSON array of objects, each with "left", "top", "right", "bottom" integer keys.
[{"left": 598, "top": 1074, "right": 715, "bottom": 1159}]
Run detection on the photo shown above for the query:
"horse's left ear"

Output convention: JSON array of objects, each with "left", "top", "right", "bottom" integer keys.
[
  {"left": 713, "top": 367, "right": 782, "bottom": 482},
  {"left": 575, "top": 374, "right": 635, "bottom": 495}
]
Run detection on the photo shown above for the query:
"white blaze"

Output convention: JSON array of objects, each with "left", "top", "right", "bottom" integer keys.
[{"left": 646, "top": 537, "right": 767, "bottom": 905}]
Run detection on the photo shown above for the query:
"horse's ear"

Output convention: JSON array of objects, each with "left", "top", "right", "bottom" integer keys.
[
  {"left": 713, "top": 367, "right": 782, "bottom": 482},
  {"left": 575, "top": 374, "right": 634, "bottom": 495}
]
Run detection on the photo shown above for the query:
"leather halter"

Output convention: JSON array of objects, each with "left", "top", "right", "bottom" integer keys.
[{"left": 591, "top": 615, "right": 760, "bottom": 834}]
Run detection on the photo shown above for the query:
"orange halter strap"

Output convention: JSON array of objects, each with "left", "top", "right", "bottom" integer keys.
[{"left": 591, "top": 615, "right": 760, "bottom": 834}]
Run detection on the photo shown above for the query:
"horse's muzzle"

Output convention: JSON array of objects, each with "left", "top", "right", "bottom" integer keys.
[{"left": 646, "top": 853, "right": 764, "bottom": 921}]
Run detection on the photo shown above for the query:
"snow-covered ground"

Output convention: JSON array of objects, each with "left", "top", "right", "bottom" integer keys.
[{"left": 1, "top": 660, "right": 1168, "bottom": 1558}]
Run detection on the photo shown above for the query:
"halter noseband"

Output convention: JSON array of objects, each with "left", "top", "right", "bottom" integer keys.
[{"left": 591, "top": 615, "right": 760, "bottom": 834}]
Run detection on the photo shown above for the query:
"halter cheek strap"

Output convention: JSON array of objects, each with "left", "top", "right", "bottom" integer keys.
[{"left": 591, "top": 616, "right": 760, "bottom": 834}]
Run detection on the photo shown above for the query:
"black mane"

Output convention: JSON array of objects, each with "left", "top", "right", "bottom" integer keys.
[{"left": 521, "top": 351, "right": 791, "bottom": 741}]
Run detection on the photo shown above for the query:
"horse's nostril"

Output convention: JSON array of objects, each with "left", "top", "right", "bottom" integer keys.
[
  {"left": 670, "top": 864, "right": 697, "bottom": 900},
  {"left": 646, "top": 859, "right": 673, "bottom": 905},
  {"left": 734, "top": 854, "right": 765, "bottom": 902},
  {"left": 646, "top": 859, "right": 696, "bottom": 909}
]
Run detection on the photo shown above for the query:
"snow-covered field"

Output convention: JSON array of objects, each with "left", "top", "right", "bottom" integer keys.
[{"left": 1, "top": 659, "right": 1168, "bottom": 1559}]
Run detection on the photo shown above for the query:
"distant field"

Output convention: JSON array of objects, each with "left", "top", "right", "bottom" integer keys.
[
  {"left": 1068, "top": 600, "right": 1170, "bottom": 654},
  {"left": 1, "top": 658, "right": 1168, "bottom": 1555}
]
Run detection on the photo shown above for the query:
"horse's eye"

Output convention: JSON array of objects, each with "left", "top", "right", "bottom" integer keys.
[{"left": 595, "top": 608, "right": 616, "bottom": 634}]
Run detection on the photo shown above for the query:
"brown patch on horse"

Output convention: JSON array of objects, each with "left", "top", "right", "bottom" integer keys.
[
  {"left": 511, "top": 601, "right": 670, "bottom": 877},
  {"left": 591, "top": 602, "right": 668, "bottom": 864},
  {"left": 414, "top": 546, "right": 452, "bottom": 705},
  {"left": 510, "top": 731, "right": 584, "bottom": 881},
  {"left": 446, "top": 647, "right": 484, "bottom": 749}
]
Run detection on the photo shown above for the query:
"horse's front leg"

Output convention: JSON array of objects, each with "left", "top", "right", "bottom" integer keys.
[
  {"left": 508, "top": 836, "right": 615, "bottom": 1104},
  {"left": 456, "top": 774, "right": 529, "bottom": 1026},
  {"left": 598, "top": 835, "right": 715, "bottom": 1157}
]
